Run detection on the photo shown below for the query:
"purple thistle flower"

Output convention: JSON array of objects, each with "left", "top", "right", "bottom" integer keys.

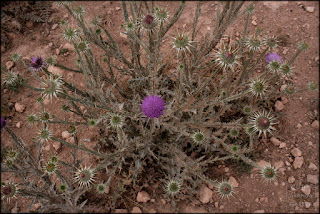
[
  {"left": 265, "top": 52, "right": 282, "bottom": 64},
  {"left": 141, "top": 95, "right": 165, "bottom": 118},
  {"left": 30, "top": 56, "right": 46, "bottom": 72},
  {"left": 1, "top": 117, "right": 7, "bottom": 131}
]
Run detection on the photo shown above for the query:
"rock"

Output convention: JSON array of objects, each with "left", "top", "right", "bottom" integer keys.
[
  {"left": 291, "top": 148, "right": 302, "bottom": 157},
  {"left": 51, "top": 23, "right": 58, "bottom": 30},
  {"left": 274, "top": 161, "right": 284, "bottom": 169},
  {"left": 66, "top": 137, "right": 75, "bottom": 144},
  {"left": 252, "top": 15, "right": 257, "bottom": 21},
  {"left": 311, "top": 120, "right": 319, "bottom": 129},
  {"left": 288, "top": 176, "right": 295, "bottom": 184},
  {"left": 251, "top": 20, "right": 257, "bottom": 26},
  {"left": 148, "top": 208, "right": 157, "bottom": 213},
  {"left": 15, "top": 103, "right": 25, "bottom": 113},
  {"left": 11, "top": 206, "right": 19, "bottom": 213},
  {"left": 275, "top": 101, "right": 285, "bottom": 112},
  {"left": 136, "top": 191, "right": 151, "bottom": 203},
  {"left": 256, "top": 160, "right": 269, "bottom": 168},
  {"left": 263, "top": 1, "right": 288, "bottom": 11},
  {"left": 63, "top": 43, "right": 75, "bottom": 51},
  {"left": 43, "top": 97, "right": 51, "bottom": 105},
  {"left": 301, "top": 185, "right": 311, "bottom": 196},
  {"left": 150, "top": 199, "right": 155, "bottom": 203},
  {"left": 131, "top": 207, "right": 142, "bottom": 213},
  {"left": 255, "top": 198, "right": 259, "bottom": 202},
  {"left": 279, "top": 142, "right": 286, "bottom": 149},
  {"left": 120, "top": 32, "right": 127, "bottom": 39},
  {"left": 160, "top": 199, "right": 166, "bottom": 205},
  {"left": 199, "top": 185, "right": 213, "bottom": 204},
  {"left": 270, "top": 137, "right": 281, "bottom": 146},
  {"left": 307, "top": 174, "right": 318, "bottom": 184},
  {"left": 224, "top": 167, "right": 229, "bottom": 172},
  {"left": 229, "top": 176, "right": 239, "bottom": 188},
  {"left": 305, "top": 202, "right": 311, "bottom": 209},
  {"left": 63, "top": 13, "right": 68, "bottom": 18},
  {"left": 114, "top": 209, "right": 128, "bottom": 213},
  {"left": 214, "top": 201, "right": 219, "bottom": 208},
  {"left": 293, "top": 157, "right": 304, "bottom": 169},
  {"left": 53, "top": 142, "right": 61, "bottom": 151},
  {"left": 314, "top": 198, "right": 319, "bottom": 209},
  {"left": 183, "top": 206, "right": 208, "bottom": 213},
  {"left": 315, "top": 56, "right": 319, "bottom": 62},
  {"left": 62, "top": 131, "right": 71, "bottom": 139},
  {"left": 16, "top": 121, "right": 22, "bottom": 128},
  {"left": 308, "top": 162, "right": 317, "bottom": 170},
  {"left": 116, "top": 7, "right": 121, "bottom": 11},
  {"left": 296, "top": 123, "right": 302, "bottom": 129},
  {"left": 280, "top": 84, "right": 287, "bottom": 91},
  {"left": 31, "top": 203, "right": 42, "bottom": 211},
  {"left": 219, "top": 205, "right": 224, "bottom": 209},
  {"left": 306, "top": 6, "right": 315, "bottom": 13},
  {"left": 44, "top": 144, "right": 51, "bottom": 151},
  {"left": 253, "top": 210, "right": 265, "bottom": 213},
  {"left": 281, "top": 97, "right": 289, "bottom": 104},
  {"left": 6, "top": 61, "right": 14, "bottom": 70},
  {"left": 48, "top": 66, "right": 64, "bottom": 76}
]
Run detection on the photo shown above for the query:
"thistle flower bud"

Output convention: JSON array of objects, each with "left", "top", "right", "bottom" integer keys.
[
  {"left": 96, "top": 183, "right": 108, "bottom": 194},
  {"left": 164, "top": 179, "right": 182, "bottom": 196},
  {"left": 43, "top": 161, "right": 58, "bottom": 174},
  {"left": 61, "top": 104, "right": 70, "bottom": 112},
  {"left": 192, "top": 131, "right": 205, "bottom": 145},
  {"left": 140, "top": 14, "right": 159, "bottom": 32},
  {"left": 110, "top": 113, "right": 123, "bottom": 128},
  {"left": 74, "top": 166, "right": 96, "bottom": 188},
  {"left": 39, "top": 111, "right": 50, "bottom": 123},
  {"left": 229, "top": 129, "right": 239, "bottom": 138},
  {"left": 77, "top": 40, "right": 90, "bottom": 52},
  {"left": 280, "top": 63, "right": 293, "bottom": 76},
  {"left": 41, "top": 75, "right": 63, "bottom": 101},
  {"left": 11, "top": 53, "right": 21, "bottom": 62},
  {"left": 49, "top": 155, "right": 59, "bottom": 163},
  {"left": 249, "top": 110, "right": 277, "bottom": 137},
  {"left": 46, "top": 56, "right": 56, "bottom": 66},
  {"left": 38, "top": 128, "right": 52, "bottom": 143},
  {"left": 213, "top": 45, "right": 240, "bottom": 71},
  {"left": 67, "top": 125, "right": 76, "bottom": 135},
  {"left": 155, "top": 7, "right": 169, "bottom": 23},
  {"left": 248, "top": 78, "right": 268, "bottom": 98},
  {"left": 243, "top": 105, "right": 252, "bottom": 115},
  {"left": 245, "top": 37, "right": 261, "bottom": 52},
  {"left": 88, "top": 119, "right": 97, "bottom": 127},
  {"left": 284, "top": 84, "right": 295, "bottom": 96},
  {"left": 1, "top": 182, "right": 19, "bottom": 202},
  {"left": 72, "top": 6, "right": 85, "bottom": 19},
  {"left": 298, "top": 41, "right": 308, "bottom": 51},
  {"left": 2, "top": 71, "right": 18, "bottom": 86},
  {"left": 308, "top": 81, "right": 318, "bottom": 91},
  {"left": 263, "top": 36, "right": 278, "bottom": 49},
  {"left": 216, "top": 181, "right": 234, "bottom": 199},
  {"left": 172, "top": 33, "right": 194, "bottom": 54},
  {"left": 260, "top": 165, "right": 277, "bottom": 182},
  {"left": 59, "top": 184, "right": 67, "bottom": 192},
  {"left": 123, "top": 20, "right": 135, "bottom": 32},
  {"left": 7, "top": 149, "right": 18, "bottom": 161},
  {"left": 63, "top": 26, "right": 79, "bottom": 42}
]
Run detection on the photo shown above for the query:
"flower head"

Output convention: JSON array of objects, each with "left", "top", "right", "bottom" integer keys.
[
  {"left": 123, "top": 20, "right": 135, "bottom": 32},
  {"left": 192, "top": 131, "right": 205, "bottom": 145},
  {"left": 46, "top": 56, "right": 56, "bottom": 66},
  {"left": 248, "top": 78, "right": 268, "bottom": 98},
  {"left": 1, "top": 182, "right": 19, "bottom": 202},
  {"left": 1, "top": 117, "right": 7, "bottom": 131},
  {"left": 77, "top": 40, "right": 90, "bottom": 52},
  {"left": 7, "top": 149, "right": 18, "bottom": 161},
  {"left": 263, "top": 36, "right": 278, "bottom": 49},
  {"left": 96, "top": 183, "right": 108, "bottom": 194},
  {"left": 140, "top": 14, "right": 159, "bottom": 32},
  {"left": 141, "top": 95, "right": 165, "bottom": 118},
  {"left": 249, "top": 110, "right": 277, "bottom": 137},
  {"left": 63, "top": 26, "right": 79, "bottom": 42},
  {"left": 245, "top": 36, "right": 261, "bottom": 52},
  {"left": 229, "top": 129, "right": 239, "bottom": 138},
  {"left": 3, "top": 71, "right": 18, "bottom": 86},
  {"left": 67, "top": 125, "right": 77, "bottom": 135},
  {"left": 213, "top": 44, "right": 240, "bottom": 71},
  {"left": 266, "top": 52, "right": 282, "bottom": 64},
  {"left": 38, "top": 128, "right": 52, "bottom": 143},
  {"left": 298, "top": 41, "right": 308, "bottom": 51},
  {"left": 49, "top": 155, "right": 59, "bottom": 163},
  {"left": 43, "top": 161, "right": 58, "bottom": 174},
  {"left": 27, "top": 113, "right": 37, "bottom": 124},
  {"left": 260, "top": 165, "right": 277, "bottom": 182},
  {"left": 30, "top": 56, "right": 46, "bottom": 72},
  {"left": 39, "top": 111, "right": 50, "bottom": 123},
  {"left": 74, "top": 166, "right": 96, "bottom": 188},
  {"left": 110, "top": 113, "right": 123, "bottom": 128},
  {"left": 41, "top": 75, "right": 63, "bottom": 101},
  {"left": 172, "top": 33, "right": 194, "bottom": 54},
  {"left": 243, "top": 105, "right": 252, "bottom": 115},
  {"left": 164, "top": 179, "right": 182, "bottom": 196},
  {"left": 308, "top": 81, "right": 318, "bottom": 91},
  {"left": 284, "top": 84, "right": 295, "bottom": 96},
  {"left": 155, "top": 7, "right": 169, "bottom": 23},
  {"left": 11, "top": 53, "right": 21, "bottom": 62},
  {"left": 216, "top": 181, "right": 234, "bottom": 199},
  {"left": 280, "top": 63, "right": 293, "bottom": 76}
]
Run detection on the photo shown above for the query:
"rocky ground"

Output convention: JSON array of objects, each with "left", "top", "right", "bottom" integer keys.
[{"left": 1, "top": 1, "right": 319, "bottom": 213}]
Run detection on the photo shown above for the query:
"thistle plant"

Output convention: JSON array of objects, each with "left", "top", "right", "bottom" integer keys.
[{"left": 1, "top": 1, "right": 317, "bottom": 212}]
